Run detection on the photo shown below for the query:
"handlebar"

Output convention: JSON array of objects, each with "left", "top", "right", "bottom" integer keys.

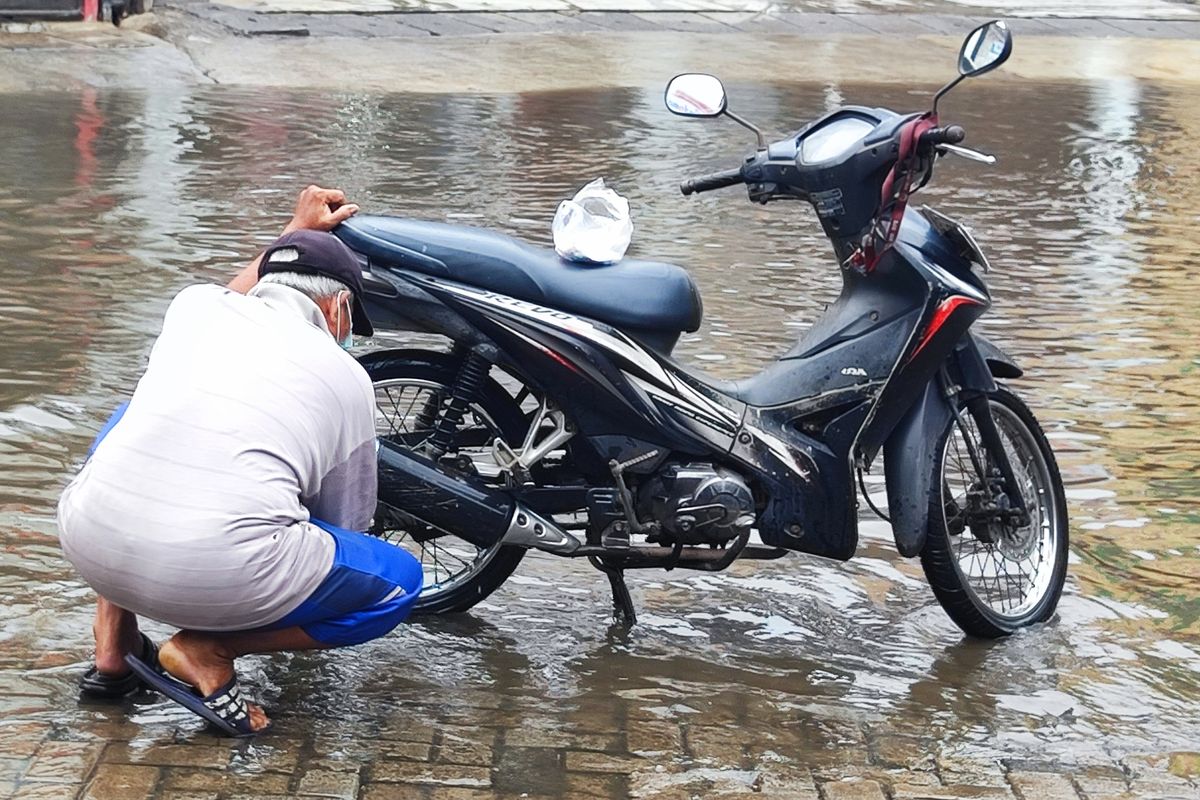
[
  {"left": 919, "top": 124, "right": 966, "bottom": 150},
  {"left": 680, "top": 167, "right": 745, "bottom": 196}
]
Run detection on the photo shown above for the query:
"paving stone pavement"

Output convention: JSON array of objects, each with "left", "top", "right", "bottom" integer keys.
[{"left": 0, "top": 704, "right": 1196, "bottom": 799}]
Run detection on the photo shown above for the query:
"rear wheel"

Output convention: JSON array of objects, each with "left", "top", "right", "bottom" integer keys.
[
  {"left": 360, "top": 351, "right": 528, "bottom": 614},
  {"left": 920, "top": 386, "right": 1068, "bottom": 638}
]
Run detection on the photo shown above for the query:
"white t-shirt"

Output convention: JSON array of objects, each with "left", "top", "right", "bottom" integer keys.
[{"left": 57, "top": 282, "right": 378, "bottom": 631}]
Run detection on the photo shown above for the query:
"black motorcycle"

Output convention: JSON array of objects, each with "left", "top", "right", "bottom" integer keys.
[{"left": 337, "top": 20, "right": 1068, "bottom": 639}]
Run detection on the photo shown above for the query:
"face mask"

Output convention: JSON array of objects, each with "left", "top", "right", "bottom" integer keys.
[{"left": 334, "top": 294, "right": 354, "bottom": 351}]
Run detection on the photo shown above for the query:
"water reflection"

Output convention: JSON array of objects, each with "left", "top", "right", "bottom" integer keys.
[{"left": 0, "top": 79, "right": 1197, "bottom": 776}]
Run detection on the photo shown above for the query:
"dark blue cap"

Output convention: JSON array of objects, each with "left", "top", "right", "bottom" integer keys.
[{"left": 259, "top": 230, "right": 373, "bottom": 336}]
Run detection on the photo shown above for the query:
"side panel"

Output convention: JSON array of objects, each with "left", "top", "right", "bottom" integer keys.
[
  {"left": 740, "top": 399, "right": 870, "bottom": 560},
  {"left": 735, "top": 311, "right": 920, "bottom": 409},
  {"left": 409, "top": 275, "right": 744, "bottom": 467}
]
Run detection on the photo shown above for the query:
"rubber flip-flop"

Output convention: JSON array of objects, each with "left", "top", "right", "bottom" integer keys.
[
  {"left": 80, "top": 632, "right": 159, "bottom": 699},
  {"left": 124, "top": 654, "right": 268, "bottom": 738}
]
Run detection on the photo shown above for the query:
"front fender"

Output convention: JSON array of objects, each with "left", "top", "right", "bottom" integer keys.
[
  {"left": 974, "top": 333, "right": 1023, "bottom": 379},
  {"left": 884, "top": 379, "right": 953, "bottom": 557},
  {"left": 882, "top": 333, "right": 1020, "bottom": 557}
]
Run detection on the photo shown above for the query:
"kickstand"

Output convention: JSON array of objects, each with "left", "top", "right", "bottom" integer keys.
[{"left": 592, "top": 558, "right": 637, "bottom": 627}]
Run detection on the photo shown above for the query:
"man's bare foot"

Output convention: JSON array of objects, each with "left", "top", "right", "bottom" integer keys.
[{"left": 158, "top": 631, "right": 271, "bottom": 731}]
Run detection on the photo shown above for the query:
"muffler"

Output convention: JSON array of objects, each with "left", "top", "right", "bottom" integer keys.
[{"left": 375, "top": 439, "right": 579, "bottom": 554}]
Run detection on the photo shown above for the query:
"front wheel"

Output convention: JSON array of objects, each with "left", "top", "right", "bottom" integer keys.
[{"left": 920, "top": 386, "right": 1069, "bottom": 638}]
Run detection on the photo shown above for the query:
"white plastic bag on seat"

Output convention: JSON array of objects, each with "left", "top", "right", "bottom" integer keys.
[{"left": 552, "top": 178, "right": 633, "bottom": 264}]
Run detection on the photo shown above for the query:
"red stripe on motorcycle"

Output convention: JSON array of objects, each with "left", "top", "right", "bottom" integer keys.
[
  {"left": 910, "top": 295, "right": 982, "bottom": 359},
  {"left": 536, "top": 341, "right": 581, "bottom": 374}
]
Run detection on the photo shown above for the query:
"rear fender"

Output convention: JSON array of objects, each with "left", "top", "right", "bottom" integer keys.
[
  {"left": 882, "top": 333, "right": 1019, "bottom": 556},
  {"left": 361, "top": 267, "right": 489, "bottom": 346},
  {"left": 356, "top": 347, "right": 467, "bottom": 375}
]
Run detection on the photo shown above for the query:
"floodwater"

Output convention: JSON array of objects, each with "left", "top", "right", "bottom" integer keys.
[{"left": 0, "top": 78, "right": 1198, "bottom": 792}]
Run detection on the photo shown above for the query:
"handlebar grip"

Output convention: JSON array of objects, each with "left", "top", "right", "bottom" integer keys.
[
  {"left": 941, "top": 125, "right": 966, "bottom": 144},
  {"left": 920, "top": 125, "right": 966, "bottom": 149},
  {"left": 680, "top": 167, "right": 745, "bottom": 196}
]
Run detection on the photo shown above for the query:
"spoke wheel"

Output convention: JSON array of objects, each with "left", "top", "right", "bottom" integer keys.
[
  {"left": 920, "top": 386, "right": 1068, "bottom": 638},
  {"left": 361, "top": 351, "right": 528, "bottom": 615}
]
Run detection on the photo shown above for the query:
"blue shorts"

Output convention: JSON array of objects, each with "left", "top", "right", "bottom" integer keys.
[
  {"left": 265, "top": 519, "right": 424, "bottom": 647},
  {"left": 89, "top": 402, "right": 129, "bottom": 457}
]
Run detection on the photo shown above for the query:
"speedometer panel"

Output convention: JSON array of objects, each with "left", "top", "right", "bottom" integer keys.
[{"left": 798, "top": 116, "right": 876, "bottom": 165}]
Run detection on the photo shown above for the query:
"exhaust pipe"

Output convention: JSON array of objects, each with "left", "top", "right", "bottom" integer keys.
[{"left": 375, "top": 439, "right": 579, "bottom": 554}]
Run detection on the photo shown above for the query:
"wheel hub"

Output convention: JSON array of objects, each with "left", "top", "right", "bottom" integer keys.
[{"left": 996, "top": 513, "right": 1039, "bottom": 561}]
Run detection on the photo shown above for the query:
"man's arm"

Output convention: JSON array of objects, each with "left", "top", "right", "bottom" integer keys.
[{"left": 227, "top": 185, "right": 360, "bottom": 294}]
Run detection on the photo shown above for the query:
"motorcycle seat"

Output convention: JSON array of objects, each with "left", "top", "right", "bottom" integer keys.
[{"left": 336, "top": 216, "right": 703, "bottom": 340}]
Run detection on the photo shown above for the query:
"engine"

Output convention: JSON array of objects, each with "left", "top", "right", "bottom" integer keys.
[{"left": 638, "top": 463, "right": 756, "bottom": 545}]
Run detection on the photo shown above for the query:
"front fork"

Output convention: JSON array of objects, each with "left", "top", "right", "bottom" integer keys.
[{"left": 939, "top": 369, "right": 1029, "bottom": 533}]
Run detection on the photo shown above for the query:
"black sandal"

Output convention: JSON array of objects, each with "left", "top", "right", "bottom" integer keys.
[{"left": 79, "top": 632, "right": 158, "bottom": 699}]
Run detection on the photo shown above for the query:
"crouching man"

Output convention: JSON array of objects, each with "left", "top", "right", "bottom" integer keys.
[{"left": 57, "top": 186, "right": 421, "bottom": 736}]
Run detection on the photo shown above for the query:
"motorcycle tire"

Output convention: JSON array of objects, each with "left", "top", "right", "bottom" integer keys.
[{"left": 920, "top": 385, "right": 1069, "bottom": 638}]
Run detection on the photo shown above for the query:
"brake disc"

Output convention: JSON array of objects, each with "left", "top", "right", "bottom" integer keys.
[{"left": 997, "top": 513, "right": 1039, "bottom": 561}]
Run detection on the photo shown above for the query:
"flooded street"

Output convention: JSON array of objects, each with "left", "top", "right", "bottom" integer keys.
[{"left": 1, "top": 77, "right": 1199, "bottom": 796}]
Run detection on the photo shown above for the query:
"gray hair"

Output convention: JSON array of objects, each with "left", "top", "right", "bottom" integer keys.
[{"left": 258, "top": 271, "right": 350, "bottom": 301}]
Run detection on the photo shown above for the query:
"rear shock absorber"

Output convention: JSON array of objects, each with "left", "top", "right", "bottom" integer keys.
[{"left": 425, "top": 346, "right": 493, "bottom": 459}]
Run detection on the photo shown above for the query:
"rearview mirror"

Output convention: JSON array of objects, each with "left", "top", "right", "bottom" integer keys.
[
  {"left": 959, "top": 20, "right": 1012, "bottom": 77},
  {"left": 664, "top": 74, "right": 727, "bottom": 118}
]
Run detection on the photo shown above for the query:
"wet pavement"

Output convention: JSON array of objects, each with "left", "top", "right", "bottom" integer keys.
[{"left": 1, "top": 40, "right": 1200, "bottom": 800}]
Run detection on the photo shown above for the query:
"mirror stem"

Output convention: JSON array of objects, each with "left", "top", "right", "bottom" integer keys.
[
  {"left": 932, "top": 74, "right": 966, "bottom": 114},
  {"left": 724, "top": 109, "right": 767, "bottom": 150}
]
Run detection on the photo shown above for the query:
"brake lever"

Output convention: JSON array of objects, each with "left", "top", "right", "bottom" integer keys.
[{"left": 938, "top": 143, "right": 997, "bottom": 165}]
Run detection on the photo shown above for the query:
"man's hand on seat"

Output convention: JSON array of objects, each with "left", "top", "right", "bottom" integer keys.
[{"left": 283, "top": 185, "right": 360, "bottom": 234}]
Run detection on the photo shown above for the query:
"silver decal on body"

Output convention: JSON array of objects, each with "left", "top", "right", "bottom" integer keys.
[
  {"left": 628, "top": 374, "right": 737, "bottom": 438},
  {"left": 432, "top": 281, "right": 675, "bottom": 384}
]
